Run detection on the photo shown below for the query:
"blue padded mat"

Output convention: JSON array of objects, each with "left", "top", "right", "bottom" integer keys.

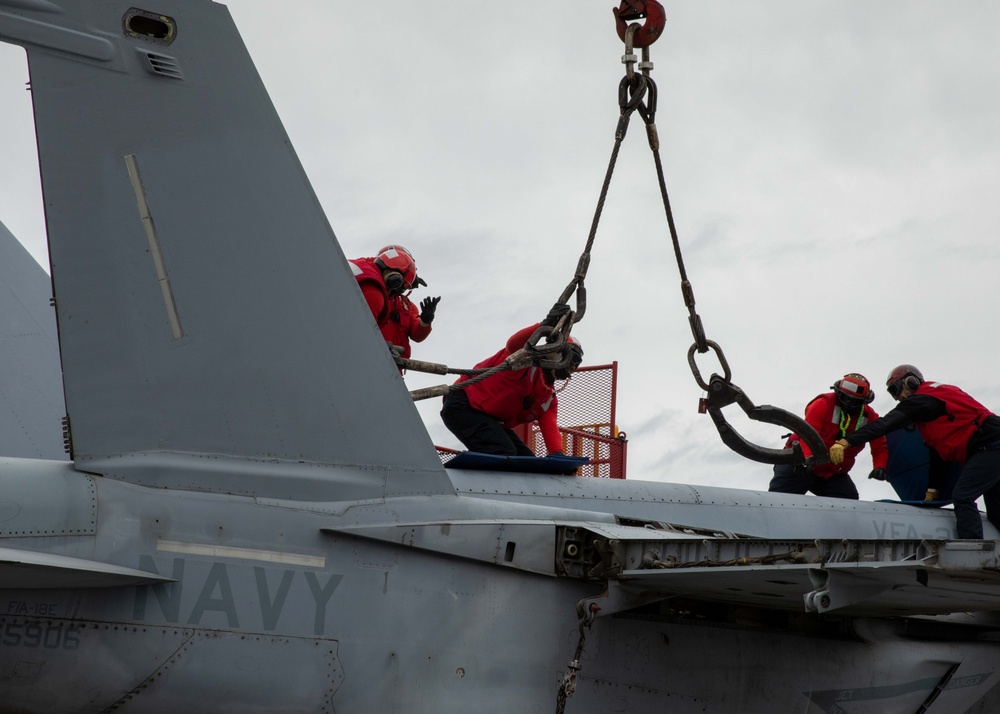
[{"left": 445, "top": 452, "right": 589, "bottom": 474}]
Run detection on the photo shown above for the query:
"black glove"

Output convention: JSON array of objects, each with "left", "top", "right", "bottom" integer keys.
[
  {"left": 546, "top": 450, "right": 564, "bottom": 458},
  {"left": 868, "top": 467, "right": 887, "bottom": 481},
  {"left": 419, "top": 296, "right": 440, "bottom": 324},
  {"left": 541, "top": 302, "right": 570, "bottom": 328}
]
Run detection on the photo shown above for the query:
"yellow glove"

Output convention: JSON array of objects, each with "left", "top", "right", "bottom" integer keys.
[
  {"left": 829, "top": 440, "right": 848, "bottom": 465},
  {"left": 924, "top": 488, "right": 939, "bottom": 502}
]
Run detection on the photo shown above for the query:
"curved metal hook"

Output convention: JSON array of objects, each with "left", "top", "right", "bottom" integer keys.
[
  {"left": 613, "top": 0, "right": 666, "bottom": 49},
  {"left": 703, "top": 375, "right": 830, "bottom": 467}
]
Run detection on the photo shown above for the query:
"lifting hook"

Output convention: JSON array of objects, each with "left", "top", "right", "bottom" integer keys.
[
  {"left": 613, "top": 0, "right": 666, "bottom": 48},
  {"left": 702, "top": 374, "right": 831, "bottom": 467}
]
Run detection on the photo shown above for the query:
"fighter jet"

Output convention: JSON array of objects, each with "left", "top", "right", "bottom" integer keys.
[{"left": 1, "top": 2, "right": 1000, "bottom": 712}]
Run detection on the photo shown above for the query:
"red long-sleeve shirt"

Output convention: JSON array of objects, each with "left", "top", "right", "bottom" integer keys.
[
  {"left": 456, "top": 324, "right": 562, "bottom": 453},
  {"left": 793, "top": 392, "right": 888, "bottom": 478},
  {"left": 379, "top": 294, "right": 432, "bottom": 360}
]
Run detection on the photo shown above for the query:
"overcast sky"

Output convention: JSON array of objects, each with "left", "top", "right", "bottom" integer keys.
[{"left": 2, "top": 1, "right": 999, "bottom": 500}]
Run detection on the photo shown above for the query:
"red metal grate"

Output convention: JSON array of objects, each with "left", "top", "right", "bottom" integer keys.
[
  {"left": 436, "top": 363, "right": 628, "bottom": 478},
  {"left": 524, "top": 362, "right": 627, "bottom": 478}
]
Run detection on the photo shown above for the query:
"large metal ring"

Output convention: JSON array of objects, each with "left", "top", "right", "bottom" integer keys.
[{"left": 687, "top": 340, "right": 731, "bottom": 391}]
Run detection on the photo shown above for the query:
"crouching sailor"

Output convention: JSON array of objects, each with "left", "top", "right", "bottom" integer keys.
[{"left": 441, "top": 305, "right": 582, "bottom": 457}]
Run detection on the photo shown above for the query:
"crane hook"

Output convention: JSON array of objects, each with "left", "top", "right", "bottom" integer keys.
[{"left": 613, "top": 0, "right": 666, "bottom": 48}]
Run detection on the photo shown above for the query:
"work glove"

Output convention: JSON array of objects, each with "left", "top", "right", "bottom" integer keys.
[
  {"left": 546, "top": 450, "right": 565, "bottom": 458},
  {"left": 868, "top": 467, "right": 887, "bottom": 481},
  {"left": 540, "top": 302, "right": 571, "bottom": 328},
  {"left": 419, "top": 296, "right": 440, "bottom": 324},
  {"left": 924, "top": 488, "right": 939, "bottom": 502},
  {"left": 829, "top": 440, "right": 848, "bottom": 465}
]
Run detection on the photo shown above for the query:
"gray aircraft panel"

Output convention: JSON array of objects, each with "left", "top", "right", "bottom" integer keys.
[
  {"left": 3, "top": 0, "right": 448, "bottom": 482},
  {"left": 0, "top": 457, "right": 95, "bottom": 535},
  {"left": 0, "top": 220, "right": 64, "bottom": 460}
]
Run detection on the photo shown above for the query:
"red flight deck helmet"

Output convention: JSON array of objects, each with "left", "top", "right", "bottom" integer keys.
[
  {"left": 374, "top": 245, "right": 417, "bottom": 295},
  {"left": 886, "top": 364, "right": 924, "bottom": 400},
  {"left": 832, "top": 373, "right": 875, "bottom": 411}
]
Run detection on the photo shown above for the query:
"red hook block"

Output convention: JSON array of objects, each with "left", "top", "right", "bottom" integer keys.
[{"left": 613, "top": 0, "right": 666, "bottom": 48}]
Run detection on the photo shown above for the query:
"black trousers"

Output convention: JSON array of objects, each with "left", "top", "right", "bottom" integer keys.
[
  {"left": 950, "top": 442, "right": 1000, "bottom": 538},
  {"left": 441, "top": 391, "right": 534, "bottom": 456},
  {"left": 769, "top": 463, "right": 860, "bottom": 500}
]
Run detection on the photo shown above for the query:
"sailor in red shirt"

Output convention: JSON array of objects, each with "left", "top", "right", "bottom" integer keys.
[
  {"left": 381, "top": 287, "right": 439, "bottom": 360},
  {"left": 769, "top": 373, "right": 888, "bottom": 499},
  {"left": 349, "top": 245, "right": 441, "bottom": 361},
  {"left": 441, "top": 304, "right": 583, "bottom": 457},
  {"left": 832, "top": 365, "right": 1000, "bottom": 538}
]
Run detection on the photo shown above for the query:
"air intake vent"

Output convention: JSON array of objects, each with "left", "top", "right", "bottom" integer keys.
[
  {"left": 123, "top": 8, "right": 177, "bottom": 46},
  {"left": 144, "top": 51, "right": 183, "bottom": 80}
]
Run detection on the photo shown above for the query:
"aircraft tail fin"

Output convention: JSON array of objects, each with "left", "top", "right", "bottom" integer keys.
[{"left": 0, "top": 1, "right": 447, "bottom": 487}]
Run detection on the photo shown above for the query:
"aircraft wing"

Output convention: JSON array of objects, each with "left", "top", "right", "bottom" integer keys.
[
  {"left": 596, "top": 530, "right": 1000, "bottom": 618},
  {"left": 615, "top": 557, "right": 1000, "bottom": 617},
  {"left": 0, "top": 546, "right": 173, "bottom": 589},
  {"left": 323, "top": 519, "right": 715, "bottom": 577},
  {"left": 328, "top": 519, "right": 1000, "bottom": 617}
]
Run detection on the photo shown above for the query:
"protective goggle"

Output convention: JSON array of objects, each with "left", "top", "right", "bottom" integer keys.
[{"left": 887, "top": 380, "right": 904, "bottom": 399}]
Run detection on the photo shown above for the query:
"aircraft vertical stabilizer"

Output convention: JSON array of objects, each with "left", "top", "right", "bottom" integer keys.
[
  {"left": 0, "top": 220, "right": 64, "bottom": 459},
  {"left": 0, "top": 1, "right": 446, "bottom": 482}
]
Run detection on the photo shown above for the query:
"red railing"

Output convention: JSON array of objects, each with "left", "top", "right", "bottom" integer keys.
[{"left": 561, "top": 426, "right": 627, "bottom": 479}]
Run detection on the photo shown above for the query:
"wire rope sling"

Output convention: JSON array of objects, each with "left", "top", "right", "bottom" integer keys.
[{"left": 401, "top": 0, "right": 828, "bottom": 472}]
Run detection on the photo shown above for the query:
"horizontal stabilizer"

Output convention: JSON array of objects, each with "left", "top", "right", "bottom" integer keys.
[{"left": 0, "top": 546, "right": 173, "bottom": 589}]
